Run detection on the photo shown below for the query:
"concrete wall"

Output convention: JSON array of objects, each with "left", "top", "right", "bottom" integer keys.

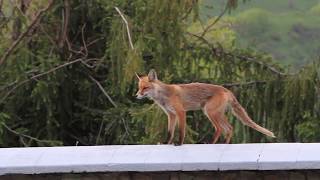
[
  {"left": 1, "top": 170, "right": 320, "bottom": 180},
  {"left": 1, "top": 143, "right": 320, "bottom": 179}
]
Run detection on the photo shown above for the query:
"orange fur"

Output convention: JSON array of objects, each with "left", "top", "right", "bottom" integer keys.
[{"left": 136, "top": 70, "right": 275, "bottom": 145}]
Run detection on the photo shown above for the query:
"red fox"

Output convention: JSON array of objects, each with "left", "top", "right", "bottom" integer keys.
[{"left": 135, "top": 69, "right": 275, "bottom": 145}]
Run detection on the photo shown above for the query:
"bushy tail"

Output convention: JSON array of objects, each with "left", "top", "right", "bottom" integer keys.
[{"left": 229, "top": 93, "right": 276, "bottom": 138}]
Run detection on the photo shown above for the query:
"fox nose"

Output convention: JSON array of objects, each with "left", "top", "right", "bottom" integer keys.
[
  {"left": 136, "top": 92, "right": 143, "bottom": 99},
  {"left": 136, "top": 94, "right": 144, "bottom": 99},
  {"left": 136, "top": 91, "right": 145, "bottom": 99}
]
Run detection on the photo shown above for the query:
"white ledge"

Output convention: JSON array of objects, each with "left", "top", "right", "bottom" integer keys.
[{"left": 1, "top": 143, "right": 320, "bottom": 175}]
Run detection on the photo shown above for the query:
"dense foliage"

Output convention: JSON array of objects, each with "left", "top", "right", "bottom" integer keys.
[{"left": 0, "top": 0, "right": 319, "bottom": 147}]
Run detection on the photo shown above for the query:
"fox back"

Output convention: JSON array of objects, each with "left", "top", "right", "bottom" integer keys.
[{"left": 135, "top": 70, "right": 229, "bottom": 111}]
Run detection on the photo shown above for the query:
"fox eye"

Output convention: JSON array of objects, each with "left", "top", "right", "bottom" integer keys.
[{"left": 143, "top": 87, "right": 150, "bottom": 90}]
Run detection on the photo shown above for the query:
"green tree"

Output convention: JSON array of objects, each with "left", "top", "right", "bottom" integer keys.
[{"left": 0, "top": 0, "right": 319, "bottom": 147}]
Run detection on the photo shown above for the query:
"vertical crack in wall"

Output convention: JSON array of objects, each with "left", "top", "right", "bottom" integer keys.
[
  {"left": 257, "top": 143, "right": 266, "bottom": 170},
  {"left": 217, "top": 145, "right": 228, "bottom": 171},
  {"left": 295, "top": 143, "right": 302, "bottom": 169}
]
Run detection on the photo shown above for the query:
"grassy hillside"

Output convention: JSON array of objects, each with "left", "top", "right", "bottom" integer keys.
[
  {"left": 201, "top": 0, "right": 320, "bottom": 16},
  {"left": 200, "top": 0, "right": 320, "bottom": 69}
]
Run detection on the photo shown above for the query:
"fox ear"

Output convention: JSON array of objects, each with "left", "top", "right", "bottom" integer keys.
[
  {"left": 148, "top": 69, "right": 158, "bottom": 81},
  {"left": 135, "top": 72, "right": 141, "bottom": 80}
]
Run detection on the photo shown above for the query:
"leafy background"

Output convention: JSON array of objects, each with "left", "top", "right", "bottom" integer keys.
[{"left": 0, "top": 0, "right": 319, "bottom": 147}]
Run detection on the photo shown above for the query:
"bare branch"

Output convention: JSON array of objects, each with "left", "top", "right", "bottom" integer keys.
[
  {"left": 30, "top": 58, "right": 100, "bottom": 80},
  {"left": 81, "top": 23, "right": 88, "bottom": 57},
  {"left": 59, "top": 0, "right": 70, "bottom": 48},
  {"left": 65, "top": 24, "right": 89, "bottom": 58},
  {"left": 11, "top": 0, "right": 30, "bottom": 40},
  {"left": 0, "top": 58, "right": 99, "bottom": 103},
  {"left": 200, "top": 1, "right": 229, "bottom": 37},
  {"left": 88, "top": 75, "right": 130, "bottom": 138},
  {"left": 87, "top": 37, "right": 104, "bottom": 47},
  {"left": 66, "top": 38, "right": 86, "bottom": 57},
  {"left": 1, "top": 122, "right": 55, "bottom": 145},
  {"left": 0, "top": 80, "right": 18, "bottom": 91},
  {"left": 222, "top": 80, "right": 267, "bottom": 88},
  {"left": 181, "top": 0, "right": 197, "bottom": 20},
  {"left": 88, "top": 75, "right": 117, "bottom": 107},
  {"left": 114, "top": 7, "right": 134, "bottom": 50},
  {"left": 0, "top": 0, "right": 54, "bottom": 66},
  {"left": 19, "top": 136, "right": 28, "bottom": 147},
  {"left": 13, "top": 3, "right": 57, "bottom": 49}
]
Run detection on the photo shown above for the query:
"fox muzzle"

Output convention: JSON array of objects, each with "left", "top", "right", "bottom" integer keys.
[{"left": 136, "top": 92, "right": 146, "bottom": 99}]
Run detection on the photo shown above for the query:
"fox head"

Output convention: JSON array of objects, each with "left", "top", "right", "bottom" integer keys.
[{"left": 135, "top": 69, "right": 158, "bottom": 99}]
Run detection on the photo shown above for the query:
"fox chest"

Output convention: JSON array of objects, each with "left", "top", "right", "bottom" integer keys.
[{"left": 154, "top": 98, "right": 175, "bottom": 114}]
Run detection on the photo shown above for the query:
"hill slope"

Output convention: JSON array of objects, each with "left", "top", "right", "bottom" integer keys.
[{"left": 200, "top": 0, "right": 320, "bottom": 68}]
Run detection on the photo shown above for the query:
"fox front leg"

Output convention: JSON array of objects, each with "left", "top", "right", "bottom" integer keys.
[{"left": 164, "top": 113, "right": 176, "bottom": 144}]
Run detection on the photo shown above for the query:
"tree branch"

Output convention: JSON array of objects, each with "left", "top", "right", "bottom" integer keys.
[
  {"left": 114, "top": 7, "right": 134, "bottom": 50},
  {"left": 88, "top": 75, "right": 117, "bottom": 107},
  {"left": 0, "top": 0, "right": 54, "bottom": 66},
  {"left": 200, "top": 1, "right": 229, "bottom": 37},
  {"left": 65, "top": 23, "right": 89, "bottom": 59},
  {"left": 222, "top": 80, "right": 267, "bottom": 88},
  {"left": 181, "top": 0, "right": 198, "bottom": 20},
  {"left": 88, "top": 75, "right": 130, "bottom": 138},
  {"left": 1, "top": 122, "right": 55, "bottom": 145},
  {"left": 0, "top": 58, "right": 99, "bottom": 104},
  {"left": 81, "top": 23, "right": 88, "bottom": 57},
  {"left": 59, "top": 0, "right": 70, "bottom": 48},
  {"left": 186, "top": 32, "right": 290, "bottom": 76},
  {"left": 87, "top": 37, "right": 105, "bottom": 47}
]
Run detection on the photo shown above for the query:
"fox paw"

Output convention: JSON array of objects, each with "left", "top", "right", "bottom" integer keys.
[{"left": 162, "top": 140, "right": 174, "bottom": 145}]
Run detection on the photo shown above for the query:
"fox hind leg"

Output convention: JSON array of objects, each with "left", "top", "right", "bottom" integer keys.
[
  {"left": 220, "top": 115, "right": 233, "bottom": 144},
  {"left": 205, "top": 111, "right": 233, "bottom": 144},
  {"left": 203, "top": 109, "right": 223, "bottom": 144},
  {"left": 203, "top": 94, "right": 230, "bottom": 144},
  {"left": 176, "top": 110, "right": 186, "bottom": 146},
  {"left": 209, "top": 113, "right": 224, "bottom": 144}
]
